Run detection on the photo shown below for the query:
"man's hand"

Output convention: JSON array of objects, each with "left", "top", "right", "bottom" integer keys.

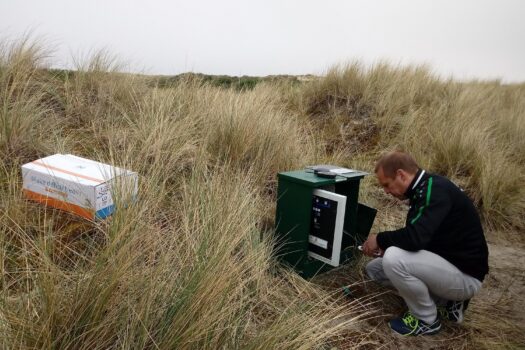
[{"left": 362, "top": 233, "right": 384, "bottom": 257}]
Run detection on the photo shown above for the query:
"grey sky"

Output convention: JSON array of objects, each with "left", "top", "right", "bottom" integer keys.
[{"left": 1, "top": 0, "right": 524, "bottom": 82}]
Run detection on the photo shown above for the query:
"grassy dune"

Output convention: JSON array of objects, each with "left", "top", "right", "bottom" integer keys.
[
  {"left": 1, "top": 39, "right": 524, "bottom": 349},
  {"left": 293, "top": 62, "right": 525, "bottom": 232}
]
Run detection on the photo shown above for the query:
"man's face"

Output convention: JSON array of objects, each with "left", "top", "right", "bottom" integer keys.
[{"left": 376, "top": 167, "right": 409, "bottom": 200}]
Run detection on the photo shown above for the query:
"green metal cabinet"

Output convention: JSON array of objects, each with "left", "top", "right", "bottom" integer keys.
[{"left": 275, "top": 170, "right": 376, "bottom": 278}]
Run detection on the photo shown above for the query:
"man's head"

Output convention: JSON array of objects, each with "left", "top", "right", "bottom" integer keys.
[{"left": 375, "top": 151, "right": 420, "bottom": 200}]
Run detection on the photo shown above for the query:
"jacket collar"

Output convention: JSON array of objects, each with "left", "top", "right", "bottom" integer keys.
[{"left": 404, "top": 169, "right": 426, "bottom": 198}]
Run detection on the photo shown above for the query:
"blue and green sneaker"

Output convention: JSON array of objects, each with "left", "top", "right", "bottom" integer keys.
[
  {"left": 389, "top": 311, "right": 441, "bottom": 336},
  {"left": 438, "top": 299, "right": 470, "bottom": 323}
]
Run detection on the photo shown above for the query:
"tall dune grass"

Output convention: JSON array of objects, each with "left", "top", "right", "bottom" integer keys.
[
  {"left": 1, "top": 38, "right": 524, "bottom": 349},
  {"left": 0, "top": 40, "right": 368, "bottom": 349},
  {"left": 0, "top": 38, "right": 63, "bottom": 164},
  {"left": 296, "top": 62, "right": 525, "bottom": 232}
]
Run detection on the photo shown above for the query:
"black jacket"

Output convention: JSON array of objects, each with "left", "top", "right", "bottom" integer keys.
[{"left": 376, "top": 169, "right": 489, "bottom": 282}]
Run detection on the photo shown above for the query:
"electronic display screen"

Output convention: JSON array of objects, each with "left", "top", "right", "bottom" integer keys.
[
  {"left": 308, "top": 195, "right": 337, "bottom": 259},
  {"left": 307, "top": 189, "right": 346, "bottom": 267}
]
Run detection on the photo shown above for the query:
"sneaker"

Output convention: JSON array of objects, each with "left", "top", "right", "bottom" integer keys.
[
  {"left": 389, "top": 311, "right": 441, "bottom": 336},
  {"left": 438, "top": 299, "right": 470, "bottom": 323}
]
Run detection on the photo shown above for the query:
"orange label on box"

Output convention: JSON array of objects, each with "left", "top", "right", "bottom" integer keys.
[{"left": 23, "top": 189, "right": 94, "bottom": 220}]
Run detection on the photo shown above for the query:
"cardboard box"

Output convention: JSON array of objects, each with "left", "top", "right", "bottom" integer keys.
[{"left": 21, "top": 154, "right": 138, "bottom": 220}]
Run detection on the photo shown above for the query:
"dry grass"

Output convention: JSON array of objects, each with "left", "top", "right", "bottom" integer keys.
[
  {"left": 0, "top": 39, "right": 370, "bottom": 349},
  {"left": 294, "top": 62, "right": 525, "bottom": 232},
  {"left": 1, "top": 38, "right": 524, "bottom": 349}
]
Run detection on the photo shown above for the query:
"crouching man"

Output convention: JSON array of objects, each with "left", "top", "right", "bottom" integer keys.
[{"left": 363, "top": 151, "right": 489, "bottom": 336}]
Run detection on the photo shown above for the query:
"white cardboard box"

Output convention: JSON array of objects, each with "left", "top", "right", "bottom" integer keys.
[{"left": 21, "top": 154, "right": 138, "bottom": 220}]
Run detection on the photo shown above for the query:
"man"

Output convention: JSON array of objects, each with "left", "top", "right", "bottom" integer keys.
[{"left": 362, "top": 151, "right": 489, "bottom": 336}]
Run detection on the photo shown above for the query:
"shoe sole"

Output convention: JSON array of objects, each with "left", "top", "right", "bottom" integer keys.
[{"left": 389, "top": 323, "right": 442, "bottom": 336}]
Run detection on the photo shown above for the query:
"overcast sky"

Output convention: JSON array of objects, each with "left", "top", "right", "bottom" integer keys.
[{"left": 1, "top": 0, "right": 524, "bottom": 82}]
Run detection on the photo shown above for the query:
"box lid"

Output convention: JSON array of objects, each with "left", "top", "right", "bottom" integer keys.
[
  {"left": 22, "top": 154, "right": 133, "bottom": 186},
  {"left": 278, "top": 169, "right": 367, "bottom": 187}
]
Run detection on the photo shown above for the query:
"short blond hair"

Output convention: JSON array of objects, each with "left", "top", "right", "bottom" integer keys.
[{"left": 375, "top": 151, "right": 419, "bottom": 178}]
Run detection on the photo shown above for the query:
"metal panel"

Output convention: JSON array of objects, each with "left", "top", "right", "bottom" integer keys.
[{"left": 274, "top": 169, "right": 376, "bottom": 279}]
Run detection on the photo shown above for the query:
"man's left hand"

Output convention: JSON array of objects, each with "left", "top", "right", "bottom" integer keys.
[{"left": 363, "top": 233, "right": 383, "bottom": 257}]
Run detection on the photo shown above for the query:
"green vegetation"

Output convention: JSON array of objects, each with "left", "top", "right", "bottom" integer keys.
[
  {"left": 1, "top": 38, "right": 524, "bottom": 349},
  {"left": 151, "top": 72, "right": 304, "bottom": 91}
]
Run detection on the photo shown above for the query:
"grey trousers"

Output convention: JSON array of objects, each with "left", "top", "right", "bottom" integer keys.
[{"left": 365, "top": 247, "right": 482, "bottom": 324}]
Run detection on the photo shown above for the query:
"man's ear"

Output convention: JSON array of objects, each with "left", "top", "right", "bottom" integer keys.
[{"left": 396, "top": 169, "right": 405, "bottom": 181}]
